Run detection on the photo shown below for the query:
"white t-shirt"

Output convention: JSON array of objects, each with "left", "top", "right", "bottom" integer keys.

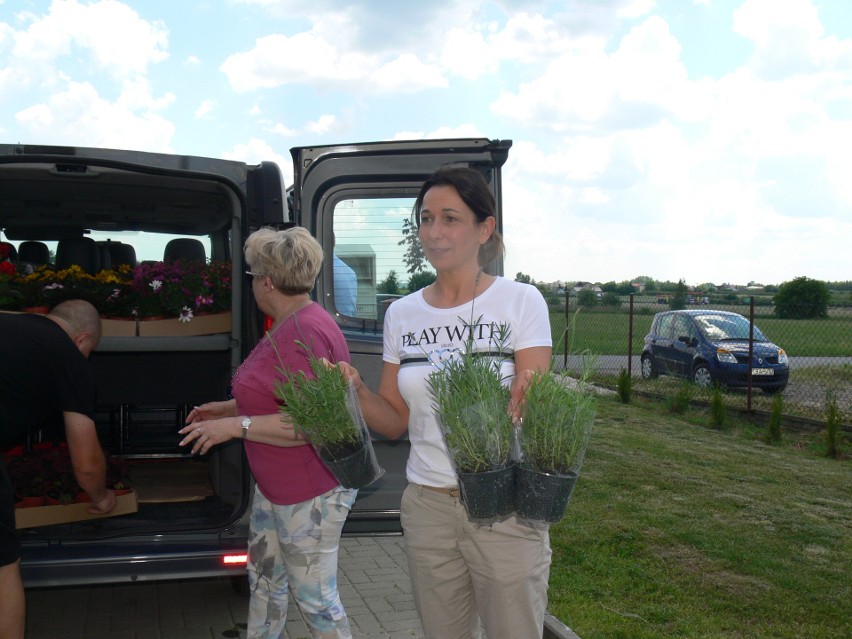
[{"left": 383, "top": 276, "right": 552, "bottom": 487}]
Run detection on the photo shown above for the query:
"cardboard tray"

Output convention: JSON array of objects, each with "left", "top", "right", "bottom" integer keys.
[{"left": 15, "top": 491, "right": 138, "bottom": 529}]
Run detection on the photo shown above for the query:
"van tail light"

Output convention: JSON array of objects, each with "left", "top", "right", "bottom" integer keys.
[{"left": 223, "top": 553, "right": 248, "bottom": 566}]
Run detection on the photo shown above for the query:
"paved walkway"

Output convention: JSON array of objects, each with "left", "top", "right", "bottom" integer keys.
[
  {"left": 25, "top": 535, "right": 579, "bottom": 639},
  {"left": 25, "top": 536, "right": 423, "bottom": 639}
]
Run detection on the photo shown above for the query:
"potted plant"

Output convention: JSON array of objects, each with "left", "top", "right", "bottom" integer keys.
[
  {"left": 274, "top": 348, "right": 383, "bottom": 489},
  {"left": 427, "top": 320, "right": 515, "bottom": 521},
  {"left": 515, "top": 370, "right": 596, "bottom": 524}
]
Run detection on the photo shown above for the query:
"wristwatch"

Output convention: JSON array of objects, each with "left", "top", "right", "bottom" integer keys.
[{"left": 241, "top": 416, "right": 252, "bottom": 439}]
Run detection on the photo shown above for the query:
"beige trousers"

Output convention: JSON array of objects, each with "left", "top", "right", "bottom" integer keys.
[{"left": 401, "top": 483, "right": 551, "bottom": 639}]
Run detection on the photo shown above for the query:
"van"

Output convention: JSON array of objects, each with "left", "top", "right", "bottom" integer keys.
[{"left": 0, "top": 138, "right": 512, "bottom": 586}]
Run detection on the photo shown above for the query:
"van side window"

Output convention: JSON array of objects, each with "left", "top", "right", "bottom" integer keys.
[{"left": 332, "top": 197, "right": 434, "bottom": 322}]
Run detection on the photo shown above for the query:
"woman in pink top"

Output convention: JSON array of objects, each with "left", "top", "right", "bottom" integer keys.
[{"left": 179, "top": 226, "right": 356, "bottom": 639}]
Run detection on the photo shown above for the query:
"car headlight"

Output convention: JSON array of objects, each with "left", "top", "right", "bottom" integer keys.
[
  {"left": 778, "top": 349, "right": 788, "bottom": 365},
  {"left": 716, "top": 348, "right": 737, "bottom": 364}
]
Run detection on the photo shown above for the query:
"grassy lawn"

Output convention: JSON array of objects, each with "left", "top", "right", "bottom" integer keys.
[
  {"left": 547, "top": 394, "right": 851, "bottom": 639},
  {"left": 549, "top": 308, "right": 852, "bottom": 357}
]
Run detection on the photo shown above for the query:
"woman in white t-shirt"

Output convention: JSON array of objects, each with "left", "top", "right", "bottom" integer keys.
[{"left": 339, "top": 167, "right": 553, "bottom": 639}]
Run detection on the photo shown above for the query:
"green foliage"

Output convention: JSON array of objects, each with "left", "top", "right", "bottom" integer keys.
[
  {"left": 666, "top": 381, "right": 692, "bottom": 414},
  {"left": 616, "top": 368, "right": 632, "bottom": 404},
  {"left": 520, "top": 372, "right": 596, "bottom": 474},
  {"left": 577, "top": 288, "right": 598, "bottom": 307},
  {"left": 407, "top": 270, "right": 435, "bottom": 292},
  {"left": 766, "top": 394, "right": 783, "bottom": 444},
  {"left": 601, "top": 291, "right": 621, "bottom": 307},
  {"left": 377, "top": 269, "right": 400, "bottom": 294},
  {"left": 773, "top": 276, "right": 830, "bottom": 319},
  {"left": 427, "top": 320, "right": 514, "bottom": 473},
  {"left": 515, "top": 271, "right": 532, "bottom": 284},
  {"left": 669, "top": 279, "right": 689, "bottom": 310},
  {"left": 548, "top": 398, "right": 851, "bottom": 639},
  {"left": 274, "top": 349, "right": 361, "bottom": 457},
  {"left": 398, "top": 217, "right": 428, "bottom": 274},
  {"left": 709, "top": 386, "right": 727, "bottom": 429},
  {"left": 824, "top": 391, "right": 841, "bottom": 459}
]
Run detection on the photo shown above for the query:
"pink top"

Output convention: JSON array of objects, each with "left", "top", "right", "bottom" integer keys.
[{"left": 231, "top": 302, "right": 351, "bottom": 504}]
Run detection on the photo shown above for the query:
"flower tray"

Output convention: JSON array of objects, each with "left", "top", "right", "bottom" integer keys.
[
  {"left": 14, "top": 490, "right": 138, "bottom": 529},
  {"left": 99, "top": 312, "right": 232, "bottom": 337},
  {"left": 137, "top": 311, "right": 232, "bottom": 337}
]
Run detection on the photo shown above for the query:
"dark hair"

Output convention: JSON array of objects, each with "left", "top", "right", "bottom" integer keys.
[{"left": 413, "top": 166, "right": 505, "bottom": 267}]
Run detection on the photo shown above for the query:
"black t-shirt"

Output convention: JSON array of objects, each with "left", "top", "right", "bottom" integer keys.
[{"left": 0, "top": 313, "right": 96, "bottom": 449}]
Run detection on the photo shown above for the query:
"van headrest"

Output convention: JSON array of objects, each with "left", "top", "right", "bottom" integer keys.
[
  {"left": 164, "top": 238, "right": 206, "bottom": 263},
  {"left": 56, "top": 237, "right": 100, "bottom": 274},
  {"left": 18, "top": 241, "right": 50, "bottom": 265}
]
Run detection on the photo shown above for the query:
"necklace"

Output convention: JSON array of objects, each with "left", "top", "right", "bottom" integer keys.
[{"left": 473, "top": 268, "right": 482, "bottom": 299}]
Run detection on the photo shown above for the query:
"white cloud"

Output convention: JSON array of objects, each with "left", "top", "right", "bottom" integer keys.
[
  {"left": 305, "top": 114, "right": 339, "bottom": 135},
  {"left": 220, "top": 32, "right": 446, "bottom": 93},
  {"left": 221, "top": 138, "right": 293, "bottom": 183},
  {"left": 14, "top": 80, "right": 174, "bottom": 151},
  {"left": 10, "top": 0, "right": 168, "bottom": 79},
  {"left": 194, "top": 99, "right": 215, "bottom": 118}
]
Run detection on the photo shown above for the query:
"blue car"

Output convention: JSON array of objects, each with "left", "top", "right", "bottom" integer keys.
[{"left": 641, "top": 309, "right": 789, "bottom": 393}]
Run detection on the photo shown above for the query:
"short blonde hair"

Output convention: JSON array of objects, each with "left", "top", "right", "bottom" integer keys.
[{"left": 244, "top": 226, "right": 323, "bottom": 294}]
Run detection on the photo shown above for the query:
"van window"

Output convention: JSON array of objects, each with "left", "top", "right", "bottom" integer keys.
[{"left": 332, "top": 197, "right": 433, "bottom": 322}]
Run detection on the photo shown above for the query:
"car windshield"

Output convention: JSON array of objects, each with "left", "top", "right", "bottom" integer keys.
[{"left": 694, "top": 314, "right": 767, "bottom": 341}]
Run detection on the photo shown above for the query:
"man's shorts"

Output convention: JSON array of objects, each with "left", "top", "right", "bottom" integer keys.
[{"left": 0, "top": 458, "right": 21, "bottom": 566}]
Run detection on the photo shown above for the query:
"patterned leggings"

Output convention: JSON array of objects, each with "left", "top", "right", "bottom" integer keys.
[{"left": 247, "top": 485, "right": 357, "bottom": 639}]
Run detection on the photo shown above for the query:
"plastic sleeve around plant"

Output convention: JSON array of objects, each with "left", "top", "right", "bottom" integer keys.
[{"left": 339, "top": 379, "right": 385, "bottom": 482}]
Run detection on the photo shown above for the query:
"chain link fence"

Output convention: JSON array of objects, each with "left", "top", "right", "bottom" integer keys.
[{"left": 549, "top": 294, "right": 852, "bottom": 425}]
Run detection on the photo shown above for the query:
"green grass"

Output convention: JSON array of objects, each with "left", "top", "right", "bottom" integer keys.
[
  {"left": 550, "top": 308, "right": 852, "bottom": 357},
  {"left": 548, "top": 395, "right": 851, "bottom": 639}
]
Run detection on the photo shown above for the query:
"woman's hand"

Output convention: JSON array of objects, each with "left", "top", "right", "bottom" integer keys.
[
  {"left": 178, "top": 417, "right": 237, "bottom": 455},
  {"left": 186, "top": 400, "right": 236, "bottom": 424},
  {"left": 329, "top": 359, "right": 364, "bottom": 394}
]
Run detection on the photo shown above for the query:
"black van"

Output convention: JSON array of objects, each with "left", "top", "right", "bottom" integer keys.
[{"left": 0, "top": 138, "right": 511, "bottom": 587}]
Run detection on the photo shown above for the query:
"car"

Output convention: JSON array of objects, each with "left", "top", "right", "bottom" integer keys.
[{"left": 640, "top": 309, "right": 789, "bottom": 393}]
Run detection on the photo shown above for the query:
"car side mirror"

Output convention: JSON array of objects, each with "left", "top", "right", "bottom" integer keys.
[{"left": 678, "top": 335, "right": 696, "bottom": 347}]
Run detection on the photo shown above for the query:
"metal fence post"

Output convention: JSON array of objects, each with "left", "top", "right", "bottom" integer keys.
[
  {"left": 564, "top": 293, "right": 569, "bottom": 369},
  {"left": 747, "top": 296, "right": 755, "bottom": 411},
  {"left": 628, "top": 293, "right": 634, "bottom": 377}
]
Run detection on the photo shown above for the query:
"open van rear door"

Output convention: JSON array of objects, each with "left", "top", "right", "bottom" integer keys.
[{"left": 288, "top": 138, "right": 512, "bottom": 533}]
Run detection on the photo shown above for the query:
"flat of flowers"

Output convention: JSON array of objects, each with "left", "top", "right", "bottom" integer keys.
[
  {"left": 128, "top": 461, "right": 214, "bottom": 503},
  {"left": 15, "top": 491, "right": 138, "bottom": 529},
  {"left": 136, "top": 311, "right": 231, "bottom": 337}
]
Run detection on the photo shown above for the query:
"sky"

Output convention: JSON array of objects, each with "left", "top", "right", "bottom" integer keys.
[{"left": 1, "top": 0, "right": 851, "bottom": 287}]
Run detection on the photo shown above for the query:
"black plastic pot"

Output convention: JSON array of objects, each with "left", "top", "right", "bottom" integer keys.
[
  {"left": 515, "top": 465, "right": 578, "bottom": 524},
  {"left": 457, "top": 464, "right": 515, "bottom": 521},
  {"left": 319, "top": 442, "right": 382, "bottom": 489}
]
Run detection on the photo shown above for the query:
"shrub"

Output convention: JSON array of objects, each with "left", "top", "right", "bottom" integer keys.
[
  {"left": 617, "top": 368, "right": 632, "bottom": 404},
  {"left": 773, "top": 276, "right": 830, "bottom": 319},
  {"left": 709, "top": 386, "right": 727, "bottom": 429},
  {"left": 766, "top": 394, "right": 783, "bottom": 445},
  {"left": 666, "top": 382, "right": 692, "bottom": 414},
  {"left": 824, "top": 391, "right": 841, "bottom": 459}
]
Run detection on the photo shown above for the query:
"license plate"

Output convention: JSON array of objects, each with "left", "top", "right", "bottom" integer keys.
[{"left": 752, "top": 368, "right": 774, "bottom": 376}]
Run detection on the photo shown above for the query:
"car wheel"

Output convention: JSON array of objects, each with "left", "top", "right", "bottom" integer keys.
[
  {"left": 692, "top": 363, "right": 713, "bottom": 388},
  {"left": 641, "top": 354, "right": 657, "bottom": 379}
]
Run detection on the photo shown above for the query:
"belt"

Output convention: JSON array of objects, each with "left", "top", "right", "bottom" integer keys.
[{"left": 419, "top": 484, "right": 460, "bottom": 498}]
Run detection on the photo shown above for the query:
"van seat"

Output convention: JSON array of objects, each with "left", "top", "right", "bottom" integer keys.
[
  {"left": 105, "top": 242, "right": 137, "bottom": 269},
  {"left": 164, "top": 238, "right": 206, "bottom": 263},
  {"left": 56, "top": 237, "right": 100, "bottom": 274},
  {"left": 18, "top": 241, "right": 50, "bottom": 265}
]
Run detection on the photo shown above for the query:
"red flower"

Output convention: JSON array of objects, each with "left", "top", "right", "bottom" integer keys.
[{"left": 0, "top": 261, "right": 15, "bottom": 276}]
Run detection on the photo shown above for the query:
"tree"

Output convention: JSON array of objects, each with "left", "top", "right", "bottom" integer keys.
[
  {"left": 601, "top": 291, "right": 621, "bottom": 307},
  {"left": 577, "top": 289, "right": 598, "bottom": 308},
  {"left": 773, "top": 276, "right": 830, "bottom": 319},
  {"left": 378, "top": 270, "right": 400, "bottom": 295},
  {"left": 669, "top": 279, "right": 688, "bottom": 310},
  {"left": 515, "top": 272, "right": 532, "bottom": 284},
  {"left": 407, "top": 270, "right": 436, "bottom": 292},
  {"left": 398, "top": 218, "right": 427, "bottom": 274}
]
